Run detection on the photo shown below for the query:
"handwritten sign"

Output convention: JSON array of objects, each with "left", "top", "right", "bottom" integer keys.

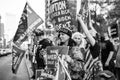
[
  {"left": 46, "top": 46, "right": 69, "bottom": 68},
  {"left": 47, "top": 49, "right": 58, "bottom": 68},
  {"left": 46, "top": 0, "right": 73, "bottom": 30}
]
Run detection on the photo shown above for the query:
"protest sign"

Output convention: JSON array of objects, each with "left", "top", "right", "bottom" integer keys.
[
  {"left": 46, "top": 46, "right": 69, "bottom": 68},
  {"left": 38, "top": 46, "right": 69, "bottom": 80},
  {"left": 45, "top": 0, "right": 77, "bottom": 31}
]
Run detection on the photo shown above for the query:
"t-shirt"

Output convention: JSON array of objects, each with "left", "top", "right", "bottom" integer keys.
[
  {"left": 89, "top": 42, "right": 100, "bottom": 59},
  {"left": 101, "top": 40, "right": 114, "bottom": 65}
]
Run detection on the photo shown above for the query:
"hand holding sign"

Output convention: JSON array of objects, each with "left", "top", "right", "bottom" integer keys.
[{"left": 64, "top": 55, "right": 73, "bottom": 63}]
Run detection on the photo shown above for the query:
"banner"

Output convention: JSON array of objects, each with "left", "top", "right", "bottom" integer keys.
[
  {"left": 12, "top": 44, "right": 25, "bottom": 73},
  {"left": 45, "top": 0, "right": 77, "bottom": 31},
  {"left": 13, "top": 3, "right": 27, "bottom": 44},
  {"left": 12, "top": 2, "right": 43, "bottom": 73},
  {"left": 13, "top": 2, "right": 43, "bottom": 45}
]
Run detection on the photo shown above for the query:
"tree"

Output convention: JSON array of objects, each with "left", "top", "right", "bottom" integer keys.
[
  {"left": 108, "top": 0, "right": 120, "bottom": 19},
  {"left": 89, "top": 0, "right": 119, "bottom": 34}
]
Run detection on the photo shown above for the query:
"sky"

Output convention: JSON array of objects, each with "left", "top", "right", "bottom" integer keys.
[
  {"left": 0, "top": 0, "right": 45, "bottom": 42},
  {"left": 0, "top": 0, "right": 106, "bottom": 42}
]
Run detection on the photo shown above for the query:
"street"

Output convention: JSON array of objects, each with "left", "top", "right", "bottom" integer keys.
[{"left": 0, "top": 53, "right": 30, "bottom": 80}]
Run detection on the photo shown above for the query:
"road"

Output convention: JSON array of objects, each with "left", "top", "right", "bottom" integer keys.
[{"left": 0, "top": 54, "right": 30, "bottom": 80}]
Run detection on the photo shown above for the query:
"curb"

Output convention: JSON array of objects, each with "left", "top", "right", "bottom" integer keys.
[
  {"left": 0, "top": 52, "right": 12, "bottom": 57},
  {"left": 25, "top": 54, "right": 34, "bottom": 80}
]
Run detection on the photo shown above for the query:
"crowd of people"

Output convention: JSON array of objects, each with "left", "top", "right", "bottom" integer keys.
[{"left": 26, "top": 14, "right": 120, "bottom": 80}]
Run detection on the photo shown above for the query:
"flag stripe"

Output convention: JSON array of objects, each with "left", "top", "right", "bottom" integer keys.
[{"left": 84, "top": 48, "right": 102, "bottom": 80}]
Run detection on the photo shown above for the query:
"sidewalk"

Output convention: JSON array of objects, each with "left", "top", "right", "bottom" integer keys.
[
  {"left": 0, "top": 53, "right": 30, "bottom": 80},
  {"left": 25, "top": 54, "right": 34, "bottom": 80}
]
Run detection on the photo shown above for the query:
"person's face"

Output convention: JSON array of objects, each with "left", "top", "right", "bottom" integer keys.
[
  {"left": 59, "top": 32, "right": 70, "bottom": 42},
  {"left": 73, "top": 35, "right": 82, "bottom": 45}
]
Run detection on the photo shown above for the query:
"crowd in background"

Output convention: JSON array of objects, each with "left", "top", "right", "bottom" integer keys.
[{"left": 25, "top": 14, "right": 120, "bottom": 80}]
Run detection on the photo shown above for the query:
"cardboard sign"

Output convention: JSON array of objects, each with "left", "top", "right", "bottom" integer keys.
[
  {"left": 46, "top": 46, "right": 69, "bottom": 69},
  {"left": 43, "top": 46, "right": 69, "bottom": 80},
  {"left": 35, "top": 46, "right": 69, "bottom": 80}
]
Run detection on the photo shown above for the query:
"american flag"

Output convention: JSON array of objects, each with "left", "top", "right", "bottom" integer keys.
[{"left": 83, "top": 49, "right": 103, "bottom": 80}]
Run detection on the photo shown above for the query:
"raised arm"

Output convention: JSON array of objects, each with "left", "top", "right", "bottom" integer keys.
[
  {"left": 89, "top": 20, "right": 97, "bottom": 34},
  {"left": 105, "top": 51, "right": 114, "bottom": 66},
  {"left": 77, "top": 15, "right": 95, "bottom": 46}
]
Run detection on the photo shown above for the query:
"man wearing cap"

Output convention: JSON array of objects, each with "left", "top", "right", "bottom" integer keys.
[
  {"left": 58, "top": 28, "right": 87, "bottom": 80},
  {"left": 58, "top": 28, "right": 76, "bottom": 48}
]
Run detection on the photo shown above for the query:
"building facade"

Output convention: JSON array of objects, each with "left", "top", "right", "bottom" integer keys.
[{"left": 0, "top": 15, "right": 5, "bottom": 48}]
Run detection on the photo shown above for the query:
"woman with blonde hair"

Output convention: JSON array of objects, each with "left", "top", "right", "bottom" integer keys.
[
  {"left": 64, "top": 32, "right": 87, "bottom": 80},
  {"left": 72, "top": 32, "right": 86, "bottom": 49},
  {"left": 72, "top": 32, "right": 87, "bottom": 60}
]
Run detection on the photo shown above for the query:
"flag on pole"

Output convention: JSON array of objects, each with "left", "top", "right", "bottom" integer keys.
[
  {"left": 12, "top": 2, "right": 43, "bottom": 73},
  {"left": 13, "top": 3, "right": 27, "bottom": 44},
  {"left": 13, "top": 2, "right": 43, "bottom": 45}
]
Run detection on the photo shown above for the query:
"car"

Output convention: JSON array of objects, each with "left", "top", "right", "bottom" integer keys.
[
  {"left": 0, "top": 48, "right": 12, "bottom": 56},
  {"left": 5, "top": 49, "right": 12, "bottom": 53},
  {"left": 0, "top": 49, "right": 6, "bottom": 55}
]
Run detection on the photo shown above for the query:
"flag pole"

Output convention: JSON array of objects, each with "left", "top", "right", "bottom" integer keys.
[{"left": 57, "top": 55, "right": 72, "bottom": 80}]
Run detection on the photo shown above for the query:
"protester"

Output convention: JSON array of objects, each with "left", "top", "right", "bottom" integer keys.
[
  {"left": 31, "top": 29, "right": 45, "bottom": 79},
  {"left": 70, "top": 32, "right": 88, "bottom": 80},
  {"left": 57, "top": 28, "right": 76, "bottom": 80},
  {"left": 72, "top": 32, "right": 86, "bottom": 49},
  {"left": 33, "top": 29, "right": 45, "bottom": 45},
  {"left": 115, "top": 44, "right": 120, "bottom": 80},
  {"left": 77, "top": 14, "right": 100, "bottom": 59},
  {"left": 77, "top": 14, "right": 116, "bottom": 80},
  {"left": 100, "top": 36, "right": 115, "bottom": 73},
  {"left": 35, "top": 38, "right": 53, "bottom": 69},
  {"left": 115, "top": 18, "right": 120, "bottom": 80},
  {"left": 72, "top": 32, "right": 87, "bottom": 60},
  {"left": 58, "top": 27, "right": 76, "bottom": 48},
  {"left": 58, "top": 28, "right": 87, "bottom": 80}
]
